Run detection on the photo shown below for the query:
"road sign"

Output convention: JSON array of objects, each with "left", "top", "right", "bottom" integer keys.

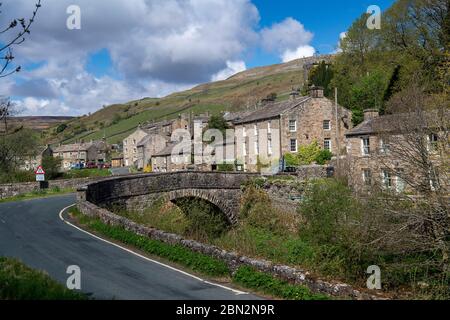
[
  {"left": 35, "top": 166, "right": 46, "bottom": 182},
  {"left": 35, "top": 166, "right": 46, "bottom": 175}
]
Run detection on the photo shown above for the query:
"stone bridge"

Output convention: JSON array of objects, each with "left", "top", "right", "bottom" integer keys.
[{"left": 77, "top": 171, "right": 257, "bottom": 224}]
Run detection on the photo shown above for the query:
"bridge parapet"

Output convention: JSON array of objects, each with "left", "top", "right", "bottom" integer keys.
[{"left": 78, "top": 171, "right": 258, "bottom": 223}]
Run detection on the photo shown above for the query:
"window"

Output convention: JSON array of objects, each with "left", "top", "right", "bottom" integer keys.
[
  {"left": 243, "top": 127, "right": 247, "bottom": 137},
  {"left": 254, "top": 140, "right": 259, "bottom": 155},
  {"left": 290, "top": 139, "right": 297, "bottom": 152},
  {"left": 268, "top": 121, "right": 272, "bottom": 134},
  {"left": 396, "top": 170, "right": 406, "bottom": 193},
  {"left": 254, "top": 124, "right": 258, "bottom": 136},
  {"left": 361, "top": 137, "right": 370, "bottom": 155},
  {"left": 380, "top": 139, "right": 390, "bottom": 153},
  {"left": 268, "top": 138, "right": 273, "bottom": 155},
  {"left": 243, "top": 140, "right": 247, "bottom": 156},
  {"left": 363, "top": 169, "right": 372, "bottom": 186},
  {"left": 133, "top": 139, "right": 136, "bottom": 144},
  {"left": 428, "top": 133, "right": 438, "bottom": 151},
  {"left": 324, "top": 138, "right": 331, "bottom": 151},
  {"left": 124, "top": 140, "right": 127, "bottom": 146},
  {"left": 382, "top": 170, "right": 392, "bottom": 189},
  {"left": 323, "top": 120, "right": 331, "bottom": 130},
  {"left": 289, "top": 120, "right": 297, "bottom": 132}
]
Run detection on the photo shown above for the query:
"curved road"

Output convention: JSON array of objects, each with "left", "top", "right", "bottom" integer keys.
[{"left": 0, "top": 195, "right": 259, "bottom": 300}]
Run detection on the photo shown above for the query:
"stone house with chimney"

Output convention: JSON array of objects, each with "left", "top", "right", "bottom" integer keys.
[
  {"left": 233, "top": 87, "right": 352, "bottom": 173},
  {"left": 136, "top": 133, "right": 169, "bottom": 169},
  {"left": 345, "top": 109, "right": 448, "bottom": 194},
  {"left": 53, "top": 140, "right": 108, "bottom": 170}
]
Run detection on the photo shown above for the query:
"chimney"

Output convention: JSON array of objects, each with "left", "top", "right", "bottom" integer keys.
[
  {"left": 363, "top": 109, "right": 379, "bottom": 121},
  {"left": 309, "top": 86, "right": 324, "bottom": 98},
  {"left": 289, "top": 90, "right": 299, "bottom": 100}
]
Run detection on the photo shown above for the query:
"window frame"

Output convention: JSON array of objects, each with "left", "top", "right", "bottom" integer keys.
[
  {"left": 324, "top": 138, "right": 331, "bottom": 151},
  {"left": 290, "top": 139, "right": 298, "bottom": 153},
  {"left": 288, "top": 120, "right": 297, "bottom": 132},
  {"left": 323, "top": 120, "right": 331, "bottom": 131}
]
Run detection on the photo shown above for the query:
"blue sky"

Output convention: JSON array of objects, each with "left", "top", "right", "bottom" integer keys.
[{"left": 2, "top": 0, "right": 396, "bottom": 116}]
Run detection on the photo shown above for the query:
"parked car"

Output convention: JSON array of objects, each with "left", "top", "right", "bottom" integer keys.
[
  {"left": 86, "top": 162, "right": 97, "bottom": 169},
  {"left": 71, "top": 163, "right": 84, "bottom": 170}
]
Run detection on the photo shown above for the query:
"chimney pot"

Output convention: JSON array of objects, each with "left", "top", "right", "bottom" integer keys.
[
  {"left": 363, "top": 109, "right": 379, "bottom": 121},
  {"left": 309, "top": 86, "right": 324, "bottom": 98}
]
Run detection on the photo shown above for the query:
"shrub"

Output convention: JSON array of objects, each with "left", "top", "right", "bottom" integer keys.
[
  {"left": 177, "top": 199, "right": 230, "bottom": 240},
  {"left": 232, "top": 266, "right": 328, "bottom": 300},
  {"left": 297, "top": 141, "right": 322, "bottom": 165},
  {"left": 217, "top": 163, "right": 234, "bottom": 172},
  {"left": 315, "top": 149, "right": 333, "bottom": 165},
  {"left": 0, "top": 257, "right": 87, "bottom": 300}
]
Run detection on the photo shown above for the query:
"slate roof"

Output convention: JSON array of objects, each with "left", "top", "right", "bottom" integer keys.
[
  {"left": 53, "top": 142, "right": 95, "bottom": 153},
  {"left": 233, "top": 97, "right": 310, "bottom": 125},
  {"left": 345, "top": 111, "right": 446, "bottom": 137}
]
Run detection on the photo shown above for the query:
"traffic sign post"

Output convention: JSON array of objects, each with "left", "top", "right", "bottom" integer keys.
[{"left": 35, "top": 166, "right": 47, "bottom": 189}]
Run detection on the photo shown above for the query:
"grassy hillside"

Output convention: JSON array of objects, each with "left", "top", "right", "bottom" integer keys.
[{"left": 45, "top": 55, "right": 333, "bottom": 145}]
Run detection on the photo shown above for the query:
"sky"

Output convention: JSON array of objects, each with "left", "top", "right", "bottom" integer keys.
[{"left": 0, "top": 0, "right": 395, "bottom": 116}]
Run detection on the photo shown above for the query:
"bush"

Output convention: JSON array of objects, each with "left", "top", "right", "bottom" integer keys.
[
  {"left": 232, "top": 266, "right": 328, "bottom": 300},
  {"left": 0, "top": 257, "right": 87, "bottom": 300},
  {"left": 315, "top": 149, "right": 333, "bottom": 165},
  {"left": 177, "top": 199, "right": 230, "bottom": 240},
  {"left": 217, "top": 163, "right": 234, "bottom": 172},
  {"left": 42, "top": 156, "right": 63, "bottom": 180}
]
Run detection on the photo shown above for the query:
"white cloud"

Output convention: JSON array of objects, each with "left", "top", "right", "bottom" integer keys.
[
  {"left": 211, "top": 60, "right": 247, "bottom": 81},
  {"left": 334, "top": 31, "right": 347, "bottom": 53},
  {"left": 281, "top": 45, "right": 316, "bottom": 62},
  {"left": 2, "top": 0, "right": 260, "bottom": 115}
]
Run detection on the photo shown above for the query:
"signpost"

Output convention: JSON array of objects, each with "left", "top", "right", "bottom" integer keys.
[{"left": 35, "top": 166, "right": 47, "bottom": 189}]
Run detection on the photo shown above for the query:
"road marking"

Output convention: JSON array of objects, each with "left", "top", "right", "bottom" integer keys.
[{"left": 59, "top": 204, "right": 248, "bottom": 296}]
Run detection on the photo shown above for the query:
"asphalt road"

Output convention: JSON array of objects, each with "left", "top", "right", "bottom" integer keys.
[{"left": 0, "top": 195, "right": 259, "bottom": 300}]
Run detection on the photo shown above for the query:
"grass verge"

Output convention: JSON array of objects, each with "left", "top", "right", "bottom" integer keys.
[
  {"left": 233, "top": 266, "right": 328, "bottom": 300},
  {"left": 0, "top": 257, "right": 87, "bottom": 300},
  {"left": 70, "top": 208, "right": 328, "bottom": 300},
  {"left": 0, "top": 187, "right": 74, "bottom": 203}
]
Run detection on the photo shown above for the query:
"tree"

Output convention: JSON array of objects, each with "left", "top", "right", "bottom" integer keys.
[
  {"left": 308, "top": 61, "right": 334, "bottom": 97},
  {"left": 0, "top": 1, "right": 42, "bottom": 78},
  {"left": 0, "top": 128, "right": 39, "bottom": 173},
  {"left": 41, "top": 155, "right": 62, "bottom": 180},
  {"left": 373, "top": 83, "right": 449, "bottom": 272},
  {"left": 207, "top": 114, "right": 229, "bottom": 135}
]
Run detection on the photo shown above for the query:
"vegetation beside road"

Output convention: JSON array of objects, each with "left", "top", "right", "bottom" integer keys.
[
  {"left": 111, "top": 178, "right": 449, "bottom": 300},
  {"left": 0, "top": 187, "right": 74, "bottom": 203},
  {"left": 0, "top": 257, "right": 87, "bottom": 300},
  {"left": 69, "top": 207, "right": 327, "bottom": 300}
]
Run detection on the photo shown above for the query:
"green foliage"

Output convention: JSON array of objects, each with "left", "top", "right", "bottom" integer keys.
[
  {"left": 0, "top": 257, "right": 87, "bottom": 300},
  {"left": 284, "top": 141, "right": 332, "bottom": 166},
  {"left": 299, "top": 179, "right": 361, "bottom": 244},
  {"left": 111, "top": 113, "right": 122, "bottom": 125},
  {"left": 72, "top": 209, "right": 229, "bottom": 277},
  {"left": 55, "top": 123, "right": 67, "bottom": 133},
  {"left": 349, "top": 70, "right": 388, "bottom": 125},
  {"left": 308, "top": 61, "right": 334, "bottom": 97},
  {"left": 41, "top": 156, "right": 62, "bottom": 180},
  {"left": 217, "top": 163, "right": 235, "bottom": 172},
  {"left": 177, "top": 198, "right": 230, "bottom": 240},
  {"left": 0, "top": 128, "right": 40, "bottom": 173},
  {"left": 232, "top": 266, "right": 328, "bottom": 300},
  {"left": 0, "top": 170, "right": 35, "bottom": 184},
  {"left": 63, "top": 168, "right": 111, "bottom": 179},
  {"left": 315, "top": 149, "right": 333, "bottom": 165},
  {"left": 207, "top": 114, "right": 229, "bottom": 134}
]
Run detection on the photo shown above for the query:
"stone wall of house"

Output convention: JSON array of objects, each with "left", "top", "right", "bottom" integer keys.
[
  {"left": 76, "top": 199, "right": 384, "bottom": 300},
  {"left": 0, "top": 177, "right": 106, "bottom": 200}
]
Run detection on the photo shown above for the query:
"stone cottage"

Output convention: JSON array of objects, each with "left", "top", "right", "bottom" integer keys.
[{"left": 233, "top": 87, "right": 352, "bottom": 173}]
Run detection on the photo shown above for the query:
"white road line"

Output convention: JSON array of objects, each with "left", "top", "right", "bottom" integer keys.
[{"left": 59, "top": 204, "right": 248, "bottom": 296}]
